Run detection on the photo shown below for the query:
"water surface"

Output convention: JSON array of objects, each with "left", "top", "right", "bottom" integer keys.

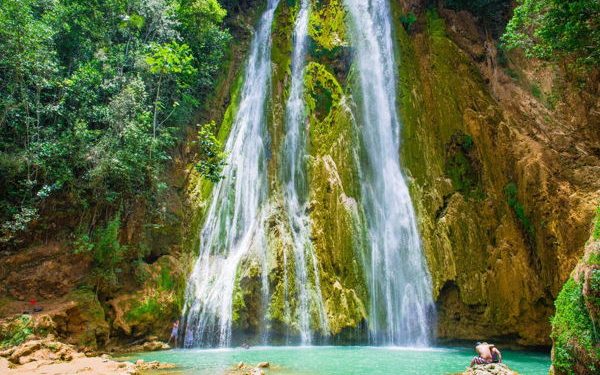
[{"left": 122, "top": 346, "right": 550, "bottom": 375}]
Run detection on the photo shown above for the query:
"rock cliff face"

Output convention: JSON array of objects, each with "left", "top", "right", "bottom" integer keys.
[{"left": 392, "top": 2, "right": 599, "bottom": 346}]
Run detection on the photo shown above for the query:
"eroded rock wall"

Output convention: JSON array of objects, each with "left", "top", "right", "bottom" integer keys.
[{"left": 393, "top": 1, "right": 600, "bottom": 345}]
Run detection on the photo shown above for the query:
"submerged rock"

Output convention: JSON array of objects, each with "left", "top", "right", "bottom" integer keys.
[
  {"left": 135, "top": 359, "right": 176, "bottom": 371},
  {"left": 228, "top": 361, "right": 273, "bottom": 375}
]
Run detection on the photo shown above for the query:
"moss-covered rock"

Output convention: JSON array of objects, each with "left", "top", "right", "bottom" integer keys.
[
  {"left": 108, "top": 255, "right": 185, "bottom": 342},
  {"left": 550, "top": 237, "right": 600, "bottom": 375},
  {"left": 308, "top": 0, "right": 347, "bottom": 51}
]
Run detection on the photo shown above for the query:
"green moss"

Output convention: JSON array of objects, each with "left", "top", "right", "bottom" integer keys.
[
  {"left": 426, "top": 10, "right": 446, "bottom": 38},
  {"left": 158, "top": 264, "right": 175, "bottom": 292},
  {"left": 126, "top": 297, "right": 163, "bottom": 323},
  {"left": 308, "top": 0, "right": 347, "bottom": 51},
  {"left": 531, "top": 83, "right": 542, "bottom": 99},
  {"left": 504, "top": 182, "right": 536, "bottom": 244},
  {"left": 588, "top": 252, "right": 600, "bottom": 266},
  {"left": 551, "top": 278, "right": 599, "bottom": 374},
  {"left": 593, "top": 205, "right": 600, "bottom": 241},
  {"left": 304, "top": 62, "right": 342, "bottom": 118},
  {"left": 69, "top": 289, "right": 106, "bottom": 322},
  {"left": 444, "top": 132, "right": 482, "bottom": 198},
  {"left": 231, "top": 259, "right": 264, "bottom": 333},
  {"left": 65, "top": 288, "right": 109, "bottom": 347}
]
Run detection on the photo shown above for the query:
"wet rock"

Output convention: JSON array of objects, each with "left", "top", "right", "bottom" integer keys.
[
  {"left": 141, "top": 340, "right": 170, "bottom": 351},
  {"left": 463, "top": 363, "right": 518, "bottom": 375},
  {"left": 135, "top": 360, "right": 176, "bottom": 371},
  {"left": 228, "top": 361, "right": 271, "bottom": 375}
]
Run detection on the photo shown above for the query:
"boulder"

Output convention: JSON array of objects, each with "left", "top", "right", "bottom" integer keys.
[
  {"left": 142, "top": 340, "right": 170, "bottom": 351},
  {"left": 463, "top": 363, "right": 518, "bottom": 375},
  {"left": 9, "top": 340, "right": 41, "bottom": 364}
]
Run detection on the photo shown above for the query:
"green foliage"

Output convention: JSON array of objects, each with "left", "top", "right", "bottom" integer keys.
[
  {"left": 591, "top": 270, "right": 600, "bottom": 293},
  {"left": 588, "top": 252, "right": 600, "bottom": 266},
  {"left": 0, "top": 315, "right": 33, "bottom": 349},
  {"left": 502, "top": 0, "right": 600, "bottom": 68},
  {"left": 146, "top": 42, "right": 197, "bottom": 76},
  {"left": 0, "top": 0, "right": 231, "bottom": 244},
  {"left": 399, "top": 12, "right": 417, "bottom": 31},
  {"left": 594, "top": 205, "right": 600, "bottom": 241},
  {"left": 504, "top": 182, "right": 535, "bottom": 244},
  {"left": 444, "top": 132, "right": 482, "bottom": 198},
  {"left": 75, "top": 214, "right": 124, "bottom": 293},
  {"left": 195, "top": 122, "right": 227, "bottom": 183},
  {"left": 551, "top": 278, "right": 598, "bottom": 374},
  {"left": 530, "top": 83, "right": 542, "bottom": 99},
  {"left": 158, "top": 265, "right": 175, "bottom": 291},
  {"left": 425, "top": 10, "right": 446, "bottom": 38}
]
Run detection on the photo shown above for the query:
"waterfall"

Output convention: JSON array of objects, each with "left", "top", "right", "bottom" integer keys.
[
  {"left": 181, "top": 0, "right": 280, "bottom": 348},
  {"left": 344, "top": 0, "right": 435, "bottom": 346},
  {"left": 281, "top": 0, "right": 329, "bottom": 344}
]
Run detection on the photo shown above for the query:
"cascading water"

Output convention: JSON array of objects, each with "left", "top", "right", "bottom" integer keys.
[
  {"left": 344, "top": 0, "right": 435, "bottom": 346},
  {"left": 281, "top": 0, "right": 329, "bottom": 344},
  {"left": 181, "top": 0, "right": 280, "bottom": 348}
]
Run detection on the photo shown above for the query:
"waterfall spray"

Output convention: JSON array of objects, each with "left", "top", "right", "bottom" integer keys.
[
  {"left": 344, "top": 0, "right": 435, "bottom": 346},
  {"left": 281, "top": 0, "right": 330, "bottom": 345},
  {"left": 181, "top": 0, "right": 281, "bottom": 348}
]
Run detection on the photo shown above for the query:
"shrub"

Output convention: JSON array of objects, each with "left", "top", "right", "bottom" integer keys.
[
  {"left": 504, "top": 182, "right": 535, "bottom": 243},
  {"left": 0, "top": 315, "right": 33, "bottom": 349},
  {"left": 593, "top": 205, "right": 600, "bottom": 241},
  {"left": 502, "top": 0, "right": 600, "bottom": 68},
  {"left": 551, "top": 278, "right": 597, "bottom": 374}
]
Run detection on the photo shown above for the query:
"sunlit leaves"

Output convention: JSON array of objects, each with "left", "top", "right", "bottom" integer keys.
[
  {"left": 146, "top": 41, "right": 197, "bottom": 76},
  {"left": 0, "top": 0, "right": 231, "bottom": 242},
  {"left": 195, "top": 122, "right": 227, "bottom": 183},
  {"left": 502, "top": 0, "right": 600, "bottom": 67}
]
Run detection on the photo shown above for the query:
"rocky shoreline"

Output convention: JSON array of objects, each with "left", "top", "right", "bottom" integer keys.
[{"left": 0, "top": 336, "right": 175, "bottom": 374}]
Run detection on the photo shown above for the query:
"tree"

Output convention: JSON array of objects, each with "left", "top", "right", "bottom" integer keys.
[
  {"left": 145, "top": 41, "right": 197, "bottom": 142},
  {"left": 502, "top": 0, "right": 600, "bottom": 67},
  {"left": 0, "top": 0, "right": 231, "bottom": 246}
]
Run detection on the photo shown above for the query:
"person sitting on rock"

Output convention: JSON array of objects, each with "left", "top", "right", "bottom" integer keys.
[
  {"left": 471, "top": 342, "right": 501, "bottom": 366},
  {"left": 490, "top": 344, "right": 502, "bottom": 363}
]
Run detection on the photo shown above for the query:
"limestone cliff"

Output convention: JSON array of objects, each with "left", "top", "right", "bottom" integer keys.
[{"left": 392, "top": 2, "right": 599, "bottom": 346}]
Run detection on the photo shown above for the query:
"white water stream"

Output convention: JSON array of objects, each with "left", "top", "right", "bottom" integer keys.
[
  {"left": 182, "top": 0, "right": 434, "bottom": 348},
  {"left": 181, "top": 0, "right": 280, "bottom": 348},
  {"left": 281, "top": 0, "right": 329, "bottom": 345},
  {"left": 344, "top": 0, "right": 435, "bottom": 346}
]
